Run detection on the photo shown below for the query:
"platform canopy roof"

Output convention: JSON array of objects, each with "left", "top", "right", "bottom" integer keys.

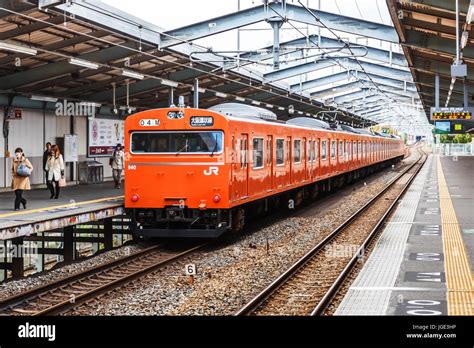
[
  {"left": 0, "top": 0, "right": 430, "bottom": 130},
  {"left": 388, "top": 0, "right": 474, "bottom": 122}
]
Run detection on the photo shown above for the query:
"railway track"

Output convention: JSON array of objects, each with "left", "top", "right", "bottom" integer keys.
[
  {"left": 0, "top": 242, "right": 205, "bottom": 316},
  {"left": 236, "top": 146, "right": 427, "bottom": 316}
]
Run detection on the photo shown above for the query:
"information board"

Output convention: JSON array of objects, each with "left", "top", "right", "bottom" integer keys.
[{"left": 88, "top": 118, "right": 124, "bottom": 157}]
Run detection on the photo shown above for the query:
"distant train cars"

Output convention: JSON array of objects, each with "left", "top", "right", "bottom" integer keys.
[{"left": 125, "top": 103, "right": 405, "bottom": 238}]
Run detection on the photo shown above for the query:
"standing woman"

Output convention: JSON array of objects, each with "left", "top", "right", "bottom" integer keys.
[
  {"left": 45, "top": 145, "right": 65, "bottom": 199},
  {"left": 12, "top": 148, "right": 33, "bottom": 211}
]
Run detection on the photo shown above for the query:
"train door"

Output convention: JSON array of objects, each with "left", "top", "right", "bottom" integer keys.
[
  {"left": 330, "top": 138, "right": 337, "bottom": 174},
  {"left": 315, "top": 138, "right": 320, "bottom": 179},
  {"left": 307, "top": 137, "right": 313, "bottom": 181},
  {"left": 267, "top": 135, "right": 273, "bottom": 190},
  {"left": 286, "top": 136, "right": 292, "bottom": 186},
  {"left": 302, "top": 137, "right": 308, "bottom": 182},
  {"left": 234, "top": 134, "right": 249, "bottom": 199},
  {"left": 230, "top": 135, "right": 237, "bottom": 201}
]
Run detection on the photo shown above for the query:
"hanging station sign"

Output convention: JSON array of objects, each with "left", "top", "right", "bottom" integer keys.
[{"left": 430, "top": 107, "right": 474, "bottom": 121}]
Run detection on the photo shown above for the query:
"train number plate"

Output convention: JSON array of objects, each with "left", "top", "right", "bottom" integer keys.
[
  {"left": 139, "top": 119, "right": 160, "bottom": 127},
  {"left": 190, "top": 116, "right": 214, "bottom": 127}
]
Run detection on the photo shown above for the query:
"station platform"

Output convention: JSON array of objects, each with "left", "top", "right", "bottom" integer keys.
[
  {"left": 0, "top": 183, "right": 124, "bottom": 241},
  {"left": 336, "top": 155, "right": 473, "bottom": 316}
]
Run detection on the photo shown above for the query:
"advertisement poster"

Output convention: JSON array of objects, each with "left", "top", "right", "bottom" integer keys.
[
  {"left": 64, "top": 134, "right": 78, "bottom": 162},
  {"left": 88, "top": 118, "right": 124, "bottom": 157}
]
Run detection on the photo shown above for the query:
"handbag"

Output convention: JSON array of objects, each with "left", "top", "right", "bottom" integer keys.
[
  {"left": 16, "top": 162, "right": 31, "bottom": 177},
  {"left": 59, "top": 177, "right": 67, "bottom": 187}
]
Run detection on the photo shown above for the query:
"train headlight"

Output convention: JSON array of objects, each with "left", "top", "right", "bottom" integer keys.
[
  {"left": 131, "top": 194, "right": 140, "bottom": 202},
  {"left": 213, "top": 194, "right": 222, "bottom": 203}
]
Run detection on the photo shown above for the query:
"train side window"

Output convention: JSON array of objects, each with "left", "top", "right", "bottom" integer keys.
[
  {"left": 276, "top": 139, "right": 285, "bottom": 166},
  {"left": 267, "top": 139, "right": 272, "bottom": 166},
  {"left": 314, "top": 141, "right": 318, "bottom": 162},
  {"left": 294, "top": 140, "right": 301, "bottom": 164},
  {"left": 321, "top": 140, "right": 327, "bottom": 160},
  {"left": 253, "top": 138, "right": 264, "bottom": 169},
  {"left": 358, "top": 141, "right": 361, "bottom": 159},
  {"left": 307, "top": 141, "right": 311, "bottom": 162},
  {"left": 241, "top": 138, "right": 248, "bottom": 168},
  {"left": 331, "top": 140, "right": 336, "bottom": 159},
  {"left": 339, "top": 140, "right": 344, "bottom": 158},
  {"left": 353, "top": 141, "right": 356, "bottom": 158}
]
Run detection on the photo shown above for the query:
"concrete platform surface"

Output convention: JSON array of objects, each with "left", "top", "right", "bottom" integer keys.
[
  {"left": 336, "top": 155, "right": 473, "bottom": 316},
  {"left": 0, "top": 183, "right": 124, "bottom": 240}
]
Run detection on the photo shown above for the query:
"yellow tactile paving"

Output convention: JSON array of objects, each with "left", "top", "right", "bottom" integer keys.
[
  {"left": 437, "top": 156, "right": 473, "bottom": 316},
  {"left": 0, "top": 196, "right": 124, "bottom": 219}
]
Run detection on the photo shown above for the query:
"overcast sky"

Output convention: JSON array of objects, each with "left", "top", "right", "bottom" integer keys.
[{"left": 101, "top": 0, "right": 394, "bottom": 52}]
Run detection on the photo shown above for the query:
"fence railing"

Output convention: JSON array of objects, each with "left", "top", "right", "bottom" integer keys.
[{"left": 433, "top": 143, "right": 474, "bottom": 156}]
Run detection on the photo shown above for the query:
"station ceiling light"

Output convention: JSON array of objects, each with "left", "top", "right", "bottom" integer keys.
[
  {"left": 160, "top": 79, "right": 179, "bottom": 88},
  {"left": 278, "top": 106, "right": 285, "bottom": 111},
  {"left": 215, "top": 92, "right": 228, "bottom": 98},
  {"left": 69, "top": 58, "right": 99, "bottom": 70},
  {"left": 122, "top": 69, "right": 144, "bottom": 80},
  {"left": 192, "top": 86, "right": 206, "bottom": 93},
  {"left": 266, "top": 104, "right": 274, "bottom": 109},
  {"left": 252, "top": 100, "right": 261, "bottom": 106},
  {"left": 461, "top": 31, "right": 469, "bottom": 49},
  {"left": 0, "top": 41, "right": 37, "bottom": 55},
  {"left": 31, "top": 95, "right": 58, "bottom": 103},
  {"left": 235, "top": 96, "right": 246, "bottom": 102}
]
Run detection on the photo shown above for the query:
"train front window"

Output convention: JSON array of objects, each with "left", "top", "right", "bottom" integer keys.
[{"left": 131, "top": 131, "right": 224, "bottom": 154}]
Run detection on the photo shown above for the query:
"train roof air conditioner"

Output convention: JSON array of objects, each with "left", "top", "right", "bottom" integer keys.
[
  {"left": 286, "top": 117, "right": 331, "bottom": 130},
  {"left": 209, "top": 103, "right": 278, "bottom": 121}
]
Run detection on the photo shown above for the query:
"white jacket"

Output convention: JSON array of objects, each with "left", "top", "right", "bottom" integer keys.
[
  {"left": 112, "top": 150, "right": 124, "bottom": 170},
  {"left": 45, "top": 154, "right": 65, "bottom": 181}
]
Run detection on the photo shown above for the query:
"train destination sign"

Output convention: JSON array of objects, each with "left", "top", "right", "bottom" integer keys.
[{"left": 190, "top": 116, "right": 214, "bottom": 127}]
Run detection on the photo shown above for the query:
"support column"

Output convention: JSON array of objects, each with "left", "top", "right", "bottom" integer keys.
[
  {"left": 63, "top": 226, "right": 74, "bottom": 264},
  {"left": 103, "top": 218, "right": 113, "bottom": 251},
  {"left": 464, "top": 77, "right": 469, "bottom": 109},
  {"left": 194, "top": 79, "right": 200, "bottom": 108},
  {"left": 435, "top": 74, "right": 440, "bottom": 109},
  {"left": 11, "top": 237, "right": 24, "bottom": 280},
  {"left": 169, "top": 88, "right": 175, "bottom": 107},
  {"left": 269, "top": 19, "right": 283, "bottom": 70}
]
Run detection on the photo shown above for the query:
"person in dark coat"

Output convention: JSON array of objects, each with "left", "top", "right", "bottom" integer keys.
[{"left": 43, "top": 142, "right": 51, "bottom": 189}]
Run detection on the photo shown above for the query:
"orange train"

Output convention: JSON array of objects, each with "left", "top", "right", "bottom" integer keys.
[{"left": 124, "top": 103, "right": 405, "bottom": 238}]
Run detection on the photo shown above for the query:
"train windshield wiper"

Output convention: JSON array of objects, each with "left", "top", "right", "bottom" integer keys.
[
  {"left": 176, "top": 141, "right": 189, "bottom": 156},
  {"left": 210, "top": 134, "right": 218, "bottom": 157}
]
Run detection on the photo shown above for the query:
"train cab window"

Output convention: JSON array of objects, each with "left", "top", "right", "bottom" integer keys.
[
  {"left": 294, "top": 140, "right": 301, "bottom": 164},
  {"left": 331, "top": 140, "right": 336, "bottom": 159},
  {"left": 321, "top": 140, "right": 327, "bottom": 160},
  {"left": 276, "top": 139, "right": 285, "bottom": 166},
  {"left": 253, "top": 138, "right": 264, "bottom": 169},
  {"left": 131, "top": 131, "right": 223, "bottom": 154},
  {"left": 339, "top": 140, "right": 344, "bottom": 158}
]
